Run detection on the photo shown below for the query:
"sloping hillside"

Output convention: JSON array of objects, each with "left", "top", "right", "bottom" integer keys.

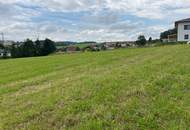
[{"left": 0, "top": 45, "right": 190, "bottom": 129}]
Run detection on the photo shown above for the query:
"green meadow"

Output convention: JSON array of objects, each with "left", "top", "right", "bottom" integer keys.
[
  {"left": 0, "top": 45, "right": 190, "bottom": 129},
  {"left": 56, "top": 43, "right": 92, "bottom": 50}
]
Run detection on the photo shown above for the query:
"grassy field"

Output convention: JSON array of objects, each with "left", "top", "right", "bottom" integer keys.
[
  {"left": 0, "top": 45, "right": 190, "bottom": 129},
  {"left": 56, "top": 43, "right": 92, "bottom": 49}
]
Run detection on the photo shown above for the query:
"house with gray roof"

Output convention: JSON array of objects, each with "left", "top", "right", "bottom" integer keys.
[{"left": 175, "top": 18, "right": 190, "bottom": 42}]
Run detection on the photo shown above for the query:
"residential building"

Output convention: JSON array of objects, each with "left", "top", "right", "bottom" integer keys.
[
  {"left": 103, "top": 41, "right": 135, "bottom": 49},
  {"left": 175, "top": 18, "right": 190, "bottom": 42}
]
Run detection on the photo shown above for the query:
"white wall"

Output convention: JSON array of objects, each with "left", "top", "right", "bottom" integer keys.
[{"left": 177, "top": 22, "right": 190, "bottom": 41}]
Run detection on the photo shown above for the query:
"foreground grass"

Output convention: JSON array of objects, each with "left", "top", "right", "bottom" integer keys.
[{"left": 0, "top": 45, "right": 190, "bottom": 129}]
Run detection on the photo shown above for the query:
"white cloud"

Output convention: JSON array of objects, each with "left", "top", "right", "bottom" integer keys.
[
  {"left": 22, "top": 0, "right": 190, "bottom": 19},
  {"left": 2, "top": 0, "right": 190, "bottom": 18},
  {"left": 0, "top": 0, "right": 190, "bottom": 41}
]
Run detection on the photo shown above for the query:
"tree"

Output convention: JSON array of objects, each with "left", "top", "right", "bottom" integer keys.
[
  {"left": 41, "top": 38, "right": 56, "bottom": 56},
  {"left": 160, "top": 28, "right": 177, "bottom": 39},
  {"left": 10, "top": 39, "right": 57, "bottom": 58},
  {"left": 76, "top": 46, "right": 80, "bottom": 51},
  {"left": 136, "top": 35, "right": 147, "bottom": 46},
  {"left": 35, "top": 40, "right": 43, "bottom": 56},
  {"left": 0, "top": 43, "right": 4, "bottom": 49},
  {"left": 148, "top": 37, "right": 152, "bottom": 43},
  {"left": 21, "top": 39, "right": 36, "bottom": 57},
  {"left": 10, "top": 44, "right": 20, "bottom": 58}
]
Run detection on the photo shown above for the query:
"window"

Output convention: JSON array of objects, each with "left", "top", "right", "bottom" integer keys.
[
  {"left": 184, "top": 34, "right": 189, "bottom": 39},
  {"left": 184, "top": 25, "right": 190, "bottom": 30}
]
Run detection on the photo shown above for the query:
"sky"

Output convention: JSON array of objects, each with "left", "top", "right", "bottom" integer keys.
[{"left": 0, "top": 0, "right": 190, "bottom": 42}]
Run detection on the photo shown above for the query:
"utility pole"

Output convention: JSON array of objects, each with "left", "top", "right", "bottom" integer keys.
[
  {"left": 1, "top": 32, "right": 4, "bottom": 42},
  {"left": 35, "top": 32, "right": 40, "bottom": 41},
  {"left": 37, "top": 33, "right": 40, "bottom": 40}
]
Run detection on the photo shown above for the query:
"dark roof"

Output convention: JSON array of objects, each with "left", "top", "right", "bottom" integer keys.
[{"left": 175, "top": 18, "right": 190, "bottom": 26}]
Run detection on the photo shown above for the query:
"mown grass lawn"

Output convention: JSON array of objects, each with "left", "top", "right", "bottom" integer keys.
[{"left": 0, "top": 45, "right": 190, "bottom": 130}]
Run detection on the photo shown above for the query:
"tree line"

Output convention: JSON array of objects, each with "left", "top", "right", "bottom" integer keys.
[
  {"left": 11, "top": 38, "right": 56, "bottom": 58},
  {"left": 136, "top": 28, "right": 177, "bottom": 46},
  {"left": 160, "top": 28, "right": 177, "bottom": 39}
]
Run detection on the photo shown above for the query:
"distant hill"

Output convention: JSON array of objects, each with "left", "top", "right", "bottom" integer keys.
[
  {"left": 55, "top": 41, "right": 97, "bottom": 49},
  {"left": 55, "top": 41, "right": 77, "bottom": 46}
]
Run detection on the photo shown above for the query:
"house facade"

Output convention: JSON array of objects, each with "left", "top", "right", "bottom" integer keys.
[{"left": 175, "top": 18, "right": 190, "bottom": 42}]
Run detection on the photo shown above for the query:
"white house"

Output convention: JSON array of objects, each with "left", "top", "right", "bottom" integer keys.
[
  {"left": 0, "top": 49, "right": 11, "bottom": 58},
  {"left": 175, "top": 18, "right": 190, "bottom": 42}
]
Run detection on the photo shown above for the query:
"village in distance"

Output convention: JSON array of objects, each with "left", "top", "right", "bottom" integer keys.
[{"left": 0, "top": 18, "right": 190, "bottom": 59}]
